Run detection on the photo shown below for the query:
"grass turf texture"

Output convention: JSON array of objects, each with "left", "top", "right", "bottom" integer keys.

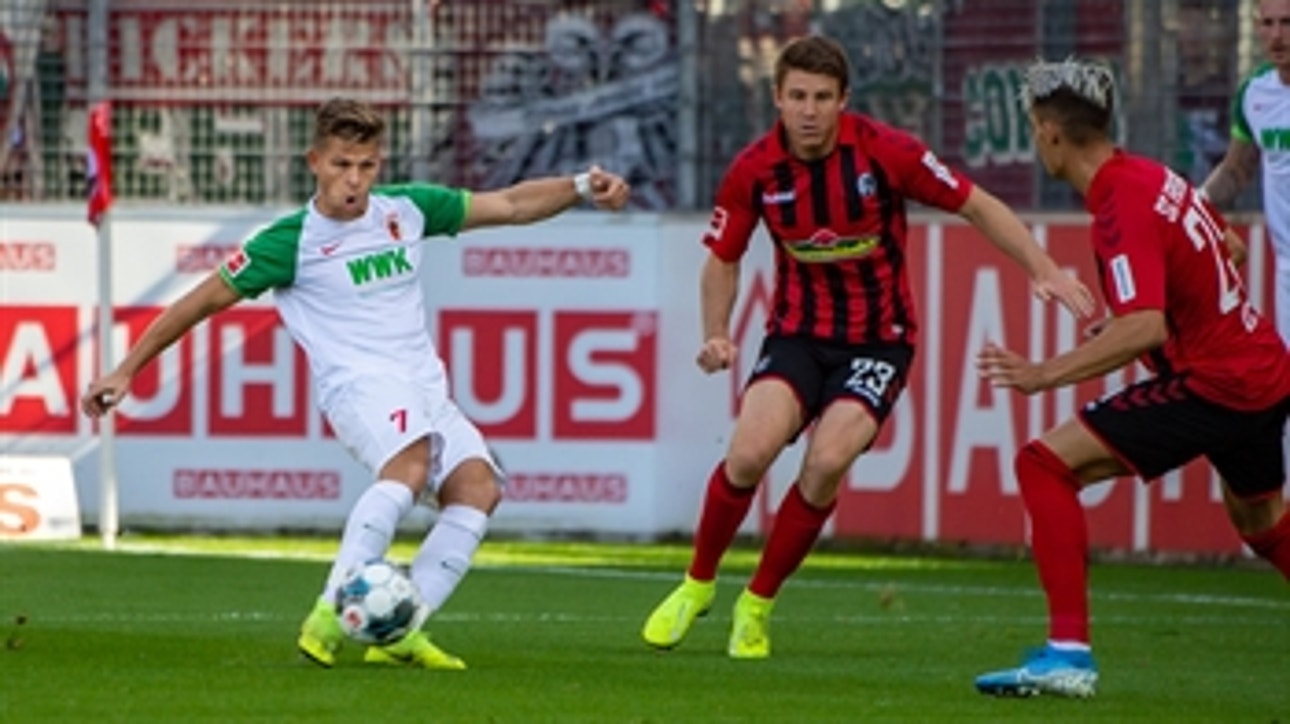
[{"left": 1, "top": 537, "right": 1285, "bottom": 723}]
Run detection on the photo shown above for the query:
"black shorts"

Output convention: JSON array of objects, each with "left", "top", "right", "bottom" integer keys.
[
  {"left": 1079, "top": 374, "right": 1289, "bottom": 498},
  {"left": 746, "top": 335, "right": 915, "bottom": 430}
]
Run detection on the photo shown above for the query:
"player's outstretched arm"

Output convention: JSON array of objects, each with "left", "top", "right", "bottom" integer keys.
[
  {"left": 957, "top": 185, "right": 1095, "bottom": 318},
  {"left": 1200, "top": 138, "right": 1260, "bottom": 208},
  {"left": 461, "top": 165, "right": 630, "bottom": 231},
  {"left": 81, "top": 272, "right": 242, "bottom": 417},
  {"left": 977, "top": 309, "right": 1166, "bottom": 394}
]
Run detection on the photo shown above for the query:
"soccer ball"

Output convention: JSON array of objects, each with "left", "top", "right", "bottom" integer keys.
[{"left": 334, "top": 559, "right": 427, "bottom": 645}]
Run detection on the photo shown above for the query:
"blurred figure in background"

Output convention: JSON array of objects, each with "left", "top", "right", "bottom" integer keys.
[{"left": 1202, "top": 0, "right": 1290, "bottom": 345}]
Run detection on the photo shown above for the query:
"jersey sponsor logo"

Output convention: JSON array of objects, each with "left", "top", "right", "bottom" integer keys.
[
  {"left": 1259, "top": 126, "right": 1290, "bottom": 151},
  {"left": 1109, "top": 253, "right": 1136, "bottom": 303},
  {"left": 462, "top": 247, "right": 630, "bottom": 278},
  {"left": 225, "top": 250, "right": 250, "bottom": 276},
  {"left": 920, "top": 150, "right": 959, "bottom": 189},
  {"left": 0, "top": 242, "right": 56, "bottom": 271},
  {"left": 172, "top": 468, "right": 342, "bottom": 499},
  {"left": 784, "top": 228, "right": 880, "bottom": 262},
  {"left": 761, "top": 190, "right": 796, "bottom": 204},
  {"left": 345, "top": 247, "right": 414, "bottom": 285}
]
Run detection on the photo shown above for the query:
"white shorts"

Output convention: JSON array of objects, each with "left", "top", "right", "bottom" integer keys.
[{"left": 324, "top": 376, "right": 502, "bottom": 499}]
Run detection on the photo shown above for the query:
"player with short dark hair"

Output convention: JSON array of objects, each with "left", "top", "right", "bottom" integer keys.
[
  {"left": 640, "top": 35, "right": 1094, "bottom": 660},
  {"left": 974, "top": 58, "right": 1290, "bottom": 699},
  {"left": 82, "top": 97, "right": 631, "bottom": 670}
]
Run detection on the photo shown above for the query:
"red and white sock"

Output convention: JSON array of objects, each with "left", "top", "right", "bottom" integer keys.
[{"left": 1016, "top": 441, "right": 1091, "bottom": 645}]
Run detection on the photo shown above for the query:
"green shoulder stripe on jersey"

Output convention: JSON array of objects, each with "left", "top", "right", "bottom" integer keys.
[
  {"left": 376, "top": 183, "right": 468, "bottom": 238},
  {"left": 1230, "top": 62, "right": 1275, "bottom": 143},
  {"left": 221, "top": 209, "right": 305, "bottom": 298}
]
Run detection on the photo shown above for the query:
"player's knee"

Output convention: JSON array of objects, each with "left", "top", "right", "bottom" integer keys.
[
  {"left": 1014, "top": 441, "right": 1079, "bottom": 496},
  {"left": 724, "top": 447, "right": 773, "bottom": 488},
  {"left": 439, "top": 459, "right": 502, "bottom": 513}
]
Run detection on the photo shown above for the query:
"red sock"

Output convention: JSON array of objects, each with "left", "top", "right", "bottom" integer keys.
[
  {"left": 1241, "top": 511, "right": 1290, "bottom": 581},
  {"left": 1016, "top": 441, "right": 1090, "bottom": 644},
  {"left": 748, "top": 484, "right": 834, "bottom": 599},
  {"left": 687, "top": 462, "right": 756, "bottom": 581}
]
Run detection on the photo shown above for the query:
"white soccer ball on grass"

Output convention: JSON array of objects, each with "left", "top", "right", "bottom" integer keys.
[{"left": 334, "top": 559, "right": 428, "bottom": 645}]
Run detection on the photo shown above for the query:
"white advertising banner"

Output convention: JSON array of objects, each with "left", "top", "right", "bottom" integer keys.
[
  {"left": 0, "top": 204, "right": 1279, "bottom": 554},
  {"left": 0, "top": 454, "right": 82, "bottom": 541}
]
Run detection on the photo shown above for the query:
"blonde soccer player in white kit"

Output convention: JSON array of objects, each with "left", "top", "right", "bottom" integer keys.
[
  {"left": 1203, "top": 0, "right": 1290, "bottom": 345},
  {"left": 82, "top": 98, "right": 631, "bottom": 669}
]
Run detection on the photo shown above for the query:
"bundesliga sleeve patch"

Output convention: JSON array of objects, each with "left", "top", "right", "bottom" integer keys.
[
  {"left": 225, "top": 249, "right": 250, "bottom": 277},
  {"left": 1109, "top": 253, "right": 1136, "bottom": 303}
]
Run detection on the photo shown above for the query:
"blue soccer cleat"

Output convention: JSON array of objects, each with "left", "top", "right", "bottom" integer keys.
[{"left": 975, "top": 644, "right": 1099, "bottom": 698}]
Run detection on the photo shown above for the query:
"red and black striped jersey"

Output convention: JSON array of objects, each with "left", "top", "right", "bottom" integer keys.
[
  {"left": 1086, "top": 150, "right": 1290, "bottom": 410},
  {"left": 703, "top": 111, "right": 973, "bottom": 345}
]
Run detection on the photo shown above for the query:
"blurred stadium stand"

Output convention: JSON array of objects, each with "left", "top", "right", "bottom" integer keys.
[{"left": 0, "top": 0, "right": 1264, "bottom": 212}]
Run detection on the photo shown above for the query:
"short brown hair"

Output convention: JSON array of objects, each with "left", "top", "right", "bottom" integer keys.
[
  {"left": 774, "top": 36, "right": 851, "bottom": 96},
  {"left": 312, "top": 98, "right": 385, "bottom": 148}
]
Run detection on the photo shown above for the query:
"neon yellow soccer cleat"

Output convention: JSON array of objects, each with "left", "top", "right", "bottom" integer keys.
[
  {"left": 728, "top": 589, "right": 774, "bottom": 660},
  {"left": 364, "top": 630, "right": 467, "bottom": 670},
  {"left": 641, "top": 574, "right": 716, "bottom": 650},
  {"left": 297, "top": 597, "right": 345, "bottom": 668}
]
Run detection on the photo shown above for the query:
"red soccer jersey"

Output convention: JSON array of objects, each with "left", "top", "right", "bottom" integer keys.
[
  {"left": 702, "top": 111, "right": 973, "bottom": 345},
  {"left": 1085, "top": 150, "right": 1290, "bottom": 410}
]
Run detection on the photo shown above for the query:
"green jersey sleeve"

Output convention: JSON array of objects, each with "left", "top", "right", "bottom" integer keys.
[
  {"left": 377, "top": 183, "right": 470, "bottom": 238},
  {"left": 1228, "top": 63, "right": 1271, "bottom": 143},
  {"left": 219, "top": 210, "right": 304, "bottom": 298}
]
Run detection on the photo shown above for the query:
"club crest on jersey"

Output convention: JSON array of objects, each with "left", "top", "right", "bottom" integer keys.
[
  {"left": 856, "top": 173, "right": 877, "bottom": 197},
  {"left": 385, "top": 212, "right": 402, "bottom": 241}
]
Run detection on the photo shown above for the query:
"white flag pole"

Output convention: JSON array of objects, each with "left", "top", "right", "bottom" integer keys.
[
  {"left": 89, "top": 0, "right": 117, "bottom": 550},
  {"left": 96, "top": 213, "right": 118, "bottom": 550}
]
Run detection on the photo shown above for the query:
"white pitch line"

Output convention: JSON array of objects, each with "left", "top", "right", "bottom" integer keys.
[
  {"left": 24, "top": 610, "right": 1282, "bottom": 629},
  {"left": 522, "top": 565, "right": 1290, "bottom": 611}
]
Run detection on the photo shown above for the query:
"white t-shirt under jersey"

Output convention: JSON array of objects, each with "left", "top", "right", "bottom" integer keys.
[{"left": 219, "top": 184, "right": 470, "bottom": 410}]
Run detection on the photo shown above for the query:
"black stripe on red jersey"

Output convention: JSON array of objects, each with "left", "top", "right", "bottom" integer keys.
[
  {"left": 839, "top": 150, "right": 864, "bottom": 221},
  {"left": 773, "top": 162, "right": 796, "bottom": 227},
  {"left": 807, "top": 159, "right": 831, "bottom": 227},
  {"left": 823, "top": 261, "right": 850, "bottom": 341},
  {"left": 867, "top": 159, "right": 913, "bottom": 340}
]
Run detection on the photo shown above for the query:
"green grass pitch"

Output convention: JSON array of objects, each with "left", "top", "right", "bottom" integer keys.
[{"left": 1, "top": 537, "right": 1285, "bottom": 723}]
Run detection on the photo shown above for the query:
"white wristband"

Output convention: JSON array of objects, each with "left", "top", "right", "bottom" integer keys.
[{"left": 573, "top": 172, "right": 594, "bottom": 202}]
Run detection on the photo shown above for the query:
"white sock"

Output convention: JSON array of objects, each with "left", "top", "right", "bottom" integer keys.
[
  {"left": 321, "top": 480, "right": 414, "bottom": 601},
  {"left": 411, "top": 505, "right": 490, "bottom": 615},
  {"left": 1047, "top": 639, "right": 1092, "bottom": 653}
]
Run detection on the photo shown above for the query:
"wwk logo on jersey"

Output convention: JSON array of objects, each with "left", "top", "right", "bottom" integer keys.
[{"left": 346, "top": 248, "right": 413, "bottom": 286}]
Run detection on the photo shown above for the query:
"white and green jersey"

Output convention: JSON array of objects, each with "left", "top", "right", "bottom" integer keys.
[
  {"left": 1231, "top": 63, "right": 1290, "bottom": 257},
  {"left": 219, "top": 183, "right": 470, "bottom": 408}
]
